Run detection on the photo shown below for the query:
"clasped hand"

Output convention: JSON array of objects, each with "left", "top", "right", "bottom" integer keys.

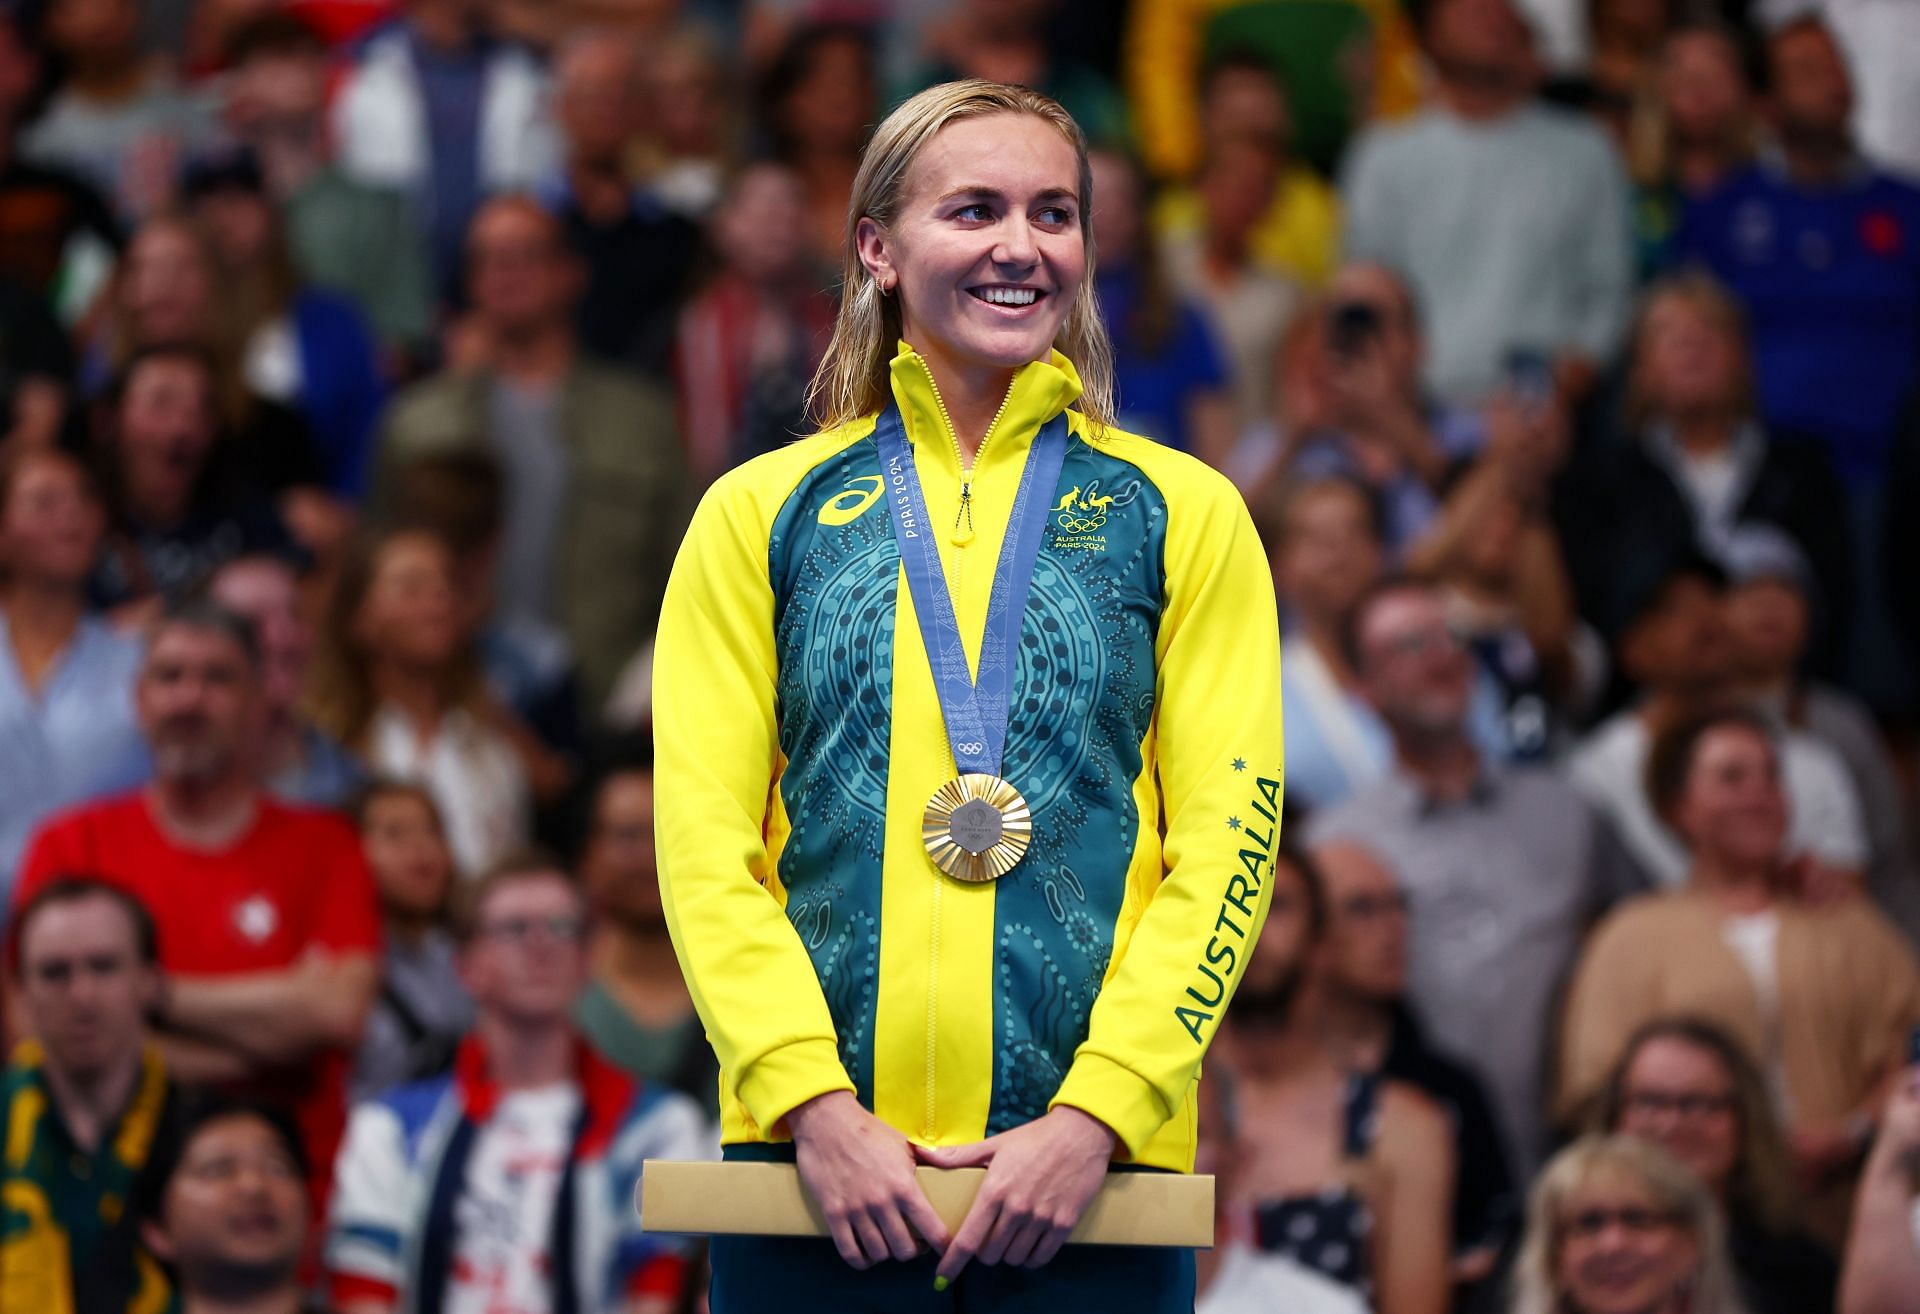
[{"left": 786, "top": 1092, "right": 1117, "bottom": 1283}]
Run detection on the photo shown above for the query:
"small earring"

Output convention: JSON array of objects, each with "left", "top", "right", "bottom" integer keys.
[{"left": 878, "top": 276, "right": 894, "bottom": 295}]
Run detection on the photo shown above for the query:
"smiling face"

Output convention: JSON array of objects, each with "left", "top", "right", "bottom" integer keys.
[
  {"left": 857, "top": 112, "right": 1086, "bottom": 397},
  {"left": 1615, "top": 1036, "right": 1742, "bottom": 1199},
  {"left": 1553, "top": 1170, "right": 1700, "bottom": 1314},
  {"left": 0, "top": 451, "right": 103, "bottom": 589},
  {"left": 1668, "top": 722, "right": 1788, "bottom": 868}
]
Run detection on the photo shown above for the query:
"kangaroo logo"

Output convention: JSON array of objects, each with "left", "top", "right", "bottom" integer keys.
[
  {"left": 1052, "top": 478, "right": 1139, "bottom": 534},
  {"left": 818, "top": 475, "right": 886, "bottom": 526}
]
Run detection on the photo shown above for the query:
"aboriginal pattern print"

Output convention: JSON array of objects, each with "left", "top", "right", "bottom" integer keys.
[{"left": 766, "top": 435, "right": 1168, "bottom": 1129}]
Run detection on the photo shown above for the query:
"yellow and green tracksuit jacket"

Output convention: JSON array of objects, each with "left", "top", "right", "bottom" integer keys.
[{"left": 654, "top": 345, "right": 1284, "bottom": 1173}]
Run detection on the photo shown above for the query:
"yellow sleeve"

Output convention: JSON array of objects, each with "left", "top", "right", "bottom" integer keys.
[
  {"left": 1049, "top": 468, "right": 1285, "bottom": 1156},
  {"left": 1124, "top": 0, "right": 1218, "bottom": 181},
  {"left": 653, "top": 467, "right": 855, "bottom": 1134}
]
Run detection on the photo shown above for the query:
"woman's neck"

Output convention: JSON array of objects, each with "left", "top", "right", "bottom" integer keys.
[
  {"left": 1669, "top": 409, "right": 1738, "bottom": 457},
  {"left": 1691, "top": 853, "right": 1776, "bottom": 912},
  {"left": 3, "top": 581, "right": 85, "bottom": 688},
  {"left": 371, "top": 660, "right": 450, "bottom": 740}
]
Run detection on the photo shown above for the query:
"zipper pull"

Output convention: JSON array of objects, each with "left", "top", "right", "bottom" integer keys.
[{"left": 952, "top": 482, "right": 976, "bottom": 546}]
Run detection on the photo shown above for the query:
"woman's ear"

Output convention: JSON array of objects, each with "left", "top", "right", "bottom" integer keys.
[{"left": 855, "top": 216, "right": 895, "bottom": 293}]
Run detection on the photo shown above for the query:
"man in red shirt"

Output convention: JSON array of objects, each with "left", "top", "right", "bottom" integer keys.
[{"left": 13, "top": 599, "right": 380, "bottom": 1204}]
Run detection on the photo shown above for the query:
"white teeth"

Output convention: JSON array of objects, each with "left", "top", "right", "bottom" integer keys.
[{"left": 977, "top": 287, "right": 1039, "bottom": 306}]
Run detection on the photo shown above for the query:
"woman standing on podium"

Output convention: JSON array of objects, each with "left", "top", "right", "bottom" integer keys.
[{"left": 654, "top": 79, "right": 1284, "bottom": 1313}]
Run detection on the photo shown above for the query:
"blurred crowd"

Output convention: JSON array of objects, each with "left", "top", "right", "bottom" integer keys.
[{"left": 0, "top": 0, "right": 1917, "bottom": 1312}]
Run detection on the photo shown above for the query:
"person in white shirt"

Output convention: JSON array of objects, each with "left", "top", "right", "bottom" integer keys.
[{"left": 1569, "top": 555, "right": 1867, "bottom": 888}]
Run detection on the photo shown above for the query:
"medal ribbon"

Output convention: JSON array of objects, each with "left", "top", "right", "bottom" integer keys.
[{"left": 872, "top": 399, "right": 1068, "bottom": 778}]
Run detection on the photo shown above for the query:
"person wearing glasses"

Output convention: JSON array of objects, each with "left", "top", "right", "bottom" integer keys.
[
  {"left": 1559, "top": 707, "right": 1920, "bottom": 1247},
  {"left": 326, "top": 852, "right": 708, "bottom": 1314},
  {"left": 1597, "top": 1017, "right": 1838, "bottom": 1314},
  {"left": 1511, "top": 1134, "right": 1747, "bottom": 1314}
]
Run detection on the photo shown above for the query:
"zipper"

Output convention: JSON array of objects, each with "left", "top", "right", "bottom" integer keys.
[{"left": 917, "top": 358, "right": 1015, "bottom": 546}]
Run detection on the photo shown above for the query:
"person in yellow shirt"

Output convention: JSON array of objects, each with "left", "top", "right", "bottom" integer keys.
[{"left": 654, "top": 79, "right": 1285, "bottom": 1311}]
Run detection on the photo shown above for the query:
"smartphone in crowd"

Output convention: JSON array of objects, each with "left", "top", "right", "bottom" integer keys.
[
  {"left": 1503, "top": 347, "right": 1556, "bottom": 406},
  {"left": 1328, "top": 301, "right": 1383, "bottom": 360}
]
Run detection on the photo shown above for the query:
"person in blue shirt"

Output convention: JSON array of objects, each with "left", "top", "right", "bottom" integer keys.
[
  {"left": 1088, "top": 148, "right": 1236, "bottom": 464},
  {"left": 0, "top": 447, "right": 148, "bottom": 899},
  {"left": 1677, "top": 11, "right": 1920, "bottom": 713},
  {"left": 1678, "top": 13, "right": 1920, "bottom": 491}
]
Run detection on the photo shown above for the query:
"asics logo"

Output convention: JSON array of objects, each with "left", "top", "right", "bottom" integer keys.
[{"left": 818, "top": 476, "right": 886, "bottom": 525}]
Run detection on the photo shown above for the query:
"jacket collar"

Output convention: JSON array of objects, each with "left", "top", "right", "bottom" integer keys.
[
  {"left": 885, "top": 343, "right": 1083, "bottom": 478},
  {"left": 451, "top": 1031, "right": 634, "bottom": 1156}
]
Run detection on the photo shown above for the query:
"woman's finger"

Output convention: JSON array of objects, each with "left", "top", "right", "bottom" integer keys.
[
  {"left": 825, "top": 1214, "right": 865, "bottom": 1269},
  {"left": 976, "top": 1198, "right": 1023, "bottom": 1266},
  {"left": 871, "top": 1199, "right": 921, "bottom": 1261},
  {"left": 935, "top": 1191, "right": 998, "bottom": 1284},
  {"left": 1000, "top": 1215, "right": 1048, "bottom": 1268},
  {"left": 847, "top": 1212, "right": 888, "bottom": 1269}
]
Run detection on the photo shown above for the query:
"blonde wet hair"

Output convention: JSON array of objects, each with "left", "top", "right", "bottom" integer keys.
[
  {"left": 1512, "top": 1134, "right": 1746, "bottom": 1314},
  {"left": 805, "top": 79, "right": 1117, "bottom": 435}
]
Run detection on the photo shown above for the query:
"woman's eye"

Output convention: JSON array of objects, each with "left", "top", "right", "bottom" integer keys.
[
  {"left": 1037, "top": 207, "right": 1075, "bottom": 226},
  {"left": 955, "top": 204, "right": 993, "bottom": 222}
]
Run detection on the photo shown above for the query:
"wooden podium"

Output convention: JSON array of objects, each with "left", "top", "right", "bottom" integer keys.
[{"left": 640, "top": 1161, "right": 1215, "bottom": 1248}]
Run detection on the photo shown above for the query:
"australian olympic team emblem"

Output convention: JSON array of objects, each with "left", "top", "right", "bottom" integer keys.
[{"left": 1051, "top": 478, "right": 1142, "bottom": 536}]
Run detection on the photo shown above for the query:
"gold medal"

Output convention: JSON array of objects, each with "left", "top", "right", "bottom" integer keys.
[{"left": 922, "top": 773, "right": 1032, "bottom": 882}]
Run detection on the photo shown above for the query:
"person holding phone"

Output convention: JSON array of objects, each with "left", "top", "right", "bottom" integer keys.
[{"left": 654, "top": 79, "right": 1284, "bottom": 1312}]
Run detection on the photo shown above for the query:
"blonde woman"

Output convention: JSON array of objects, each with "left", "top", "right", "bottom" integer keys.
[
  {"left": 655, "top": 80, "right": 1284, "bottom": 1310},
  {"left": 1513, "top": 1134, "right": 1749, "bottom": 1314}
]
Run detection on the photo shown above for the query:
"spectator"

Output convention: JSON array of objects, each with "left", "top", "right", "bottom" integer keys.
[
  {"left": 203, "top": 552, "right": 363, "bottom": 809},
  {"left": 1312, "top": 838, "right": 1520, "bottom": 1284},
  {"left": 1149, "top": 53, "right": 1341, "bottom": 289},
  {"left": 1310, "top": 578, "right": 1647, "bottom": 1173},
  {"left": 327, "top": 853, "right": 705, "bottom": 1314},
  {"left": 91, "top": 213, "right": 348, "bottom": 561},
  {"left": 87, "top": 345, "right": 298, "bottom": 608},
  {"left": 636, "top": 27, "right": 733, "bottom": 222},
  {"left": 1557, "top": 273, "right": 1851, "bottom": 669},
  {"left": 1678, "top": 12, "right": 1920, "bottom": 496},
  {"left": 1193, "top": 1075, "right": 1370, "bottom": 1314},
  {"left": 1410, "top": 459, "right": 1596, "bottom": 757},
  {"left": 1720, "top": 526, "right": 1920, "bottom": 937},
  {"left": 308, "top": 528, "right": 540, "bottom": 877},
  {"left": 0, "top": 6, "right": 121, "bottom": 314},
  {"left": 572, "top": 740, "right": 717, "bottom": 1112},
  {"left": 1567, "top": 555, "right": 1869, "bottom": 888},
  {"left": 1162, "top": 130, "right": 1301, "bottom": 433},
  {"left": 1839, "top": 1063, "right": 1920, "bottom": 1314},
  {"left": 541, "top": 28, "right": 699, "bottom": 382},
  {"left": 1559, "top": 707, "right": 1920, "bottom": 1243},
  {"left": 1631, "top": 20, "right": 1758, "bottom": 274},
  {"left": 385, "top": 450, "right": 583, "bottom": 762},
  {"left": 1269, "top": 477, "right": 1393, "bottom": 812},
  {"left": 1209, "top": 841, "right": 1455, "bottom": 1314},
  {"left": 1598, "top": 1017, "right": 1839, "bottom": 1314},
  {"left": 1678, "top": 11, "right": 1920, "bottom": 715},
  {"left": 0, "top": 879, "right": 180, "bottom": 1313},
  {"left": 1125, "top": 1, "right": 1424, "bottom": 187},
  {"left": 1342, "top": 0, "right": 1633, "bottom": 405},
  {"left": 13, "top": 599, "right": 383, "bottom": 1209},
  {"left": 758, "top": 23, "right": 875, "bottom": 276},
  {"left": 375, "top": 196, "right": 689, "bottom": 711},
  {"left": 674, "top": 159, "right": 838, "bottom": 483},
  {"left": 910, "top": 0, "right": 1129, "bottom": 150},
  {"left": 1088, "top": 147, "right": 1234, "bottom": 466},
  {"left": 220, "top": 13, "right": 434, "bottom": 362},
  {"left": 183, "top": 150, "right": 387, "bottom": 500},
  {"left": 1512, "top": 1134, "right": 1747, "bottom": 1314},
  {"left": 0, "top": 447, "right": 147, "bottom": 897},
  {"left": 1273, "top": 263, "right": 1504, "bottom": 555},
  {"left": 330, "top": 0, "right": 558, "bottom": 294},
  {"left": 135, "top": 1097, "right": 312, "bottom": 1314},
  {"left": 349, "top": 780, "right": 471, "bottom": 1101},
  {"left": 19, "top": 0, "right": 217, "bottom": 220}
]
